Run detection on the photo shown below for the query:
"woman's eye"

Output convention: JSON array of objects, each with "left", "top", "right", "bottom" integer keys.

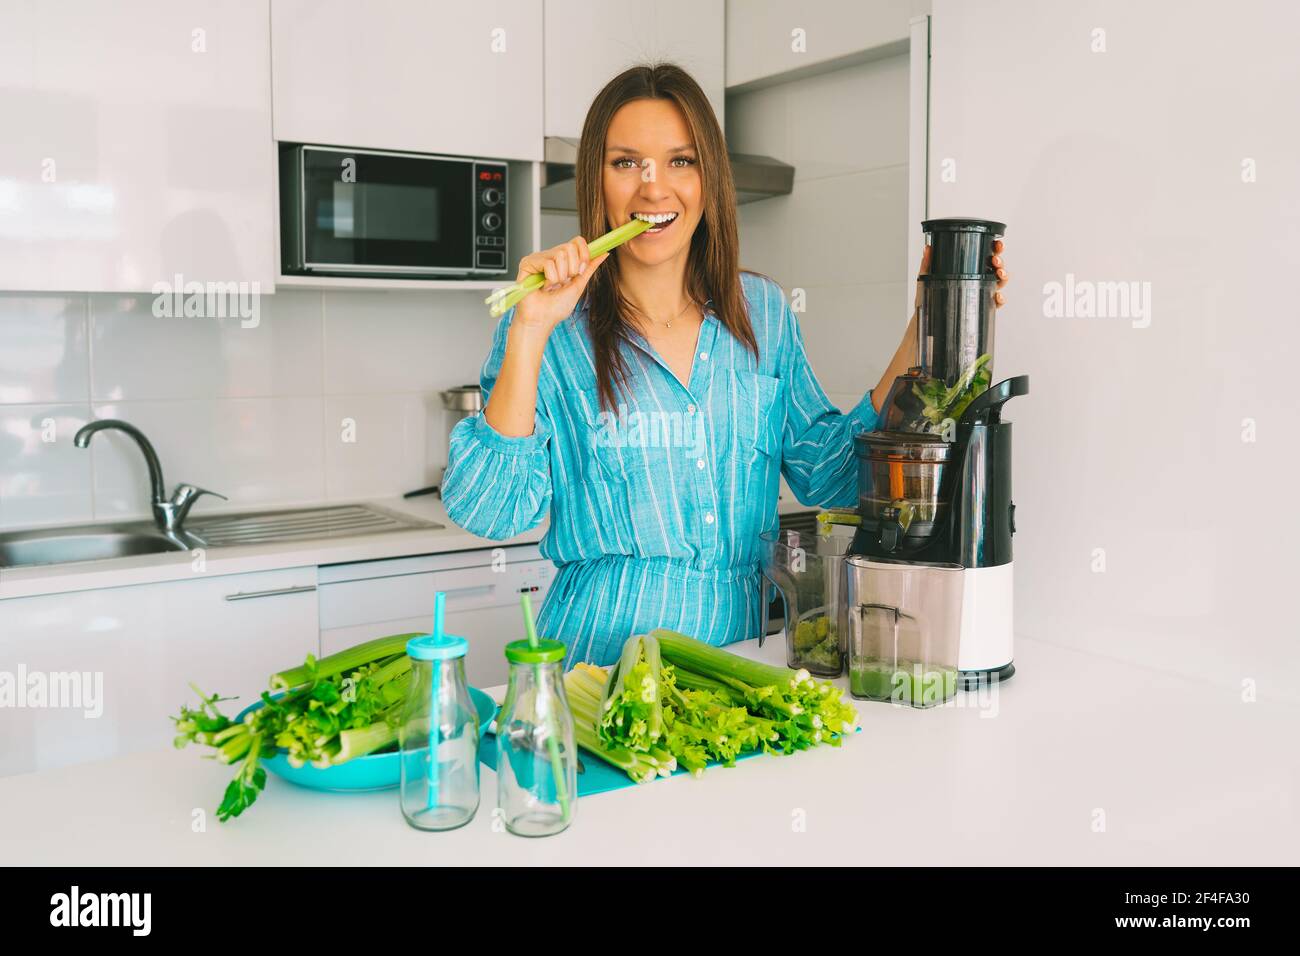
[{"left": 610, "top": 157, "right": 695, "bottom": 169}]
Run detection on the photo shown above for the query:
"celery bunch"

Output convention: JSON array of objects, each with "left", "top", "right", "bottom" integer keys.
[
  {"left": 597, "top": 630, "right": 665, "bottom": 753},
  {"left": 566, "top": 661, "right": 676, "bottom": 784},
  {"left": 170, "top": 634, "right": 419, "bottom": 821},
  {"left": 662, "top": 672, "right": 781, "bottom": 774},
  {"left": 563, "top": 630, "right": 860, "bottom": 783}
]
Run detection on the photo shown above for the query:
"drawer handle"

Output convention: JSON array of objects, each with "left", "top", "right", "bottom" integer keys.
[
  {"left": 444, "top": 585, "right": 494, "bottom": 598},
  {"left": 225, "top": 584, "right": 317, "bottom": 602}
]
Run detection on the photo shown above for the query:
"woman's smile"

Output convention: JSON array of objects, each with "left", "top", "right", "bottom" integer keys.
[{"left": 630, "top": 211, "right": 681, "bottom": 236}]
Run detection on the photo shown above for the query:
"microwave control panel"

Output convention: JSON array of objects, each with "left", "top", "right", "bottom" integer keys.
[{"left": 474, "top": 162, "right": 508, "bottom": 273}]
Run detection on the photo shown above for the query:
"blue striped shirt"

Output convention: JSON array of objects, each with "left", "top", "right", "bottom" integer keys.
[{"left": 441, "top": 271, "right": 878, "bottom": 668}]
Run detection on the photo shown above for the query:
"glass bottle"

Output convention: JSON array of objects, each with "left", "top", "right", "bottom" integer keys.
[
  {"left": 398, "top": 634, "right": 480, "bottom": 830},
  {"left": 496, "top": 639, "right": 577, "bottom": 837}
]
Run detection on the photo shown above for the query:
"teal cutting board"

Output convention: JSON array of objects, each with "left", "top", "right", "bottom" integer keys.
[{"left": 477, "top": 732, "right": 761, "bottom": 796}]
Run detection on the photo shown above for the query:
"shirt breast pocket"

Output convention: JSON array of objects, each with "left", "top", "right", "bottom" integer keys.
[
  {"left": 727, "top": 370, "right": 786, "bottom": 467},
  {"left": 564, "top": 386, "right": 651, "bottom": 544}
]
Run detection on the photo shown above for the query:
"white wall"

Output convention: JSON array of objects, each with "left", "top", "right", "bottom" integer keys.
[
  {"left": 0, "top": 290, "right": 495, "bottom": 528},
  {"left": 928, "top": 0, "right": 1300, "bottom": 697}
]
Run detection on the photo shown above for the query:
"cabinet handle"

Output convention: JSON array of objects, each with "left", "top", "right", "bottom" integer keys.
[{"left": 225, "top": 584, "right": 317, "bottom": 602}]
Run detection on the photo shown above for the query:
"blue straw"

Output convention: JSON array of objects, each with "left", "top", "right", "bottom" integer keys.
[{"left": 427, "top": 591, "right": 445, "bottom": 811}]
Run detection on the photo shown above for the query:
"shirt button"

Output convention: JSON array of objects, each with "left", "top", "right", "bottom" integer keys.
[
  {"left": 699, "top": 352, "right": 709, "bottom": 361},
  {"left": 696, "top": 458, "right": 706, "bottom": 469},
  {"left": 686, "top": 404, "right": 696, "bottom": 415},
  {"left": 704, "top": 512, "right": 715, "bottom": 524}
]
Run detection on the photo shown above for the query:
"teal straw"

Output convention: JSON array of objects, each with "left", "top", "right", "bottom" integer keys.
[
  {"left": 521, "top": 594, "right": 570, "bottom": 823},
  {"left": 427, "top": 592, "right": 445, "bottom": 811}
]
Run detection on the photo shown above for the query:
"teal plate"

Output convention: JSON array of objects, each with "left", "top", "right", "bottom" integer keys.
[
  {"left": 477, "top": 730, "right": 764, "bottom": 797},
  {"left": 234, "top": 687, "right": 497, "bottom": 793}
]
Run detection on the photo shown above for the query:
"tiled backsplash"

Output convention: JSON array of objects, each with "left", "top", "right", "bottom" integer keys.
[{"left": 0, "top": 289, "right": 495, "bottom": 529}]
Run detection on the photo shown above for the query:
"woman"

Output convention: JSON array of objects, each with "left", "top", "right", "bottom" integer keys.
[{"left": 442, "top": 63, "right": 1008, "bottom": 668}]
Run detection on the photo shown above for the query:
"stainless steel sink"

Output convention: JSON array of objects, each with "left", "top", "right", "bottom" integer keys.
[
  {"left": 184, "top": 503, "right": 441, "bottom": 547},
  {"left": 0, "top": 523, "right": 190, "bottom": 569},
  {"left": 0, "top": 504, "right": 440, "bottom": 570}
]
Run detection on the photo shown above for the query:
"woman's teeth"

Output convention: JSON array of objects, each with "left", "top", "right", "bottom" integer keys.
[{"left": 632, "top": 212, "right": 678, "bottom": 233}]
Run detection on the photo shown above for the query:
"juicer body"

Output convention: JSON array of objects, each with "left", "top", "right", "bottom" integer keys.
[
  {"left": 848, "top": 406, "right": 1021, "bottom": 681},
  {"left": 847, "top": 217, "right": 1023, "bottom": 682},
  {"left": 951, "top": 415, "right": 1017, "bottom": 676},
  {"left": 850, "top": 415, "right": 1015, "bottom": 564}
]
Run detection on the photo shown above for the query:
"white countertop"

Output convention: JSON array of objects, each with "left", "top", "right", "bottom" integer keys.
[
  {"left": 0, "top": 493, "right": 821, "bottom": 600},
  {"left": 2, "top": 634, "right": 1295, "bottom": 866}
]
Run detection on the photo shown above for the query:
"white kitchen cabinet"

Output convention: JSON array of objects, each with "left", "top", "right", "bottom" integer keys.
[
  {"left": 543, "top": 0, "right": 726, "bottom": 138},
  {"left": 319, "top": 545, "right": 553, "bottom": 688},
  {"left": 724, "top": 0, "right": 922, "bottom": 92},
  {"left": 271, "top": 0, "right": 544, "bottom": 161},
  {"left": 0, "top": 0, "right": 277, "bottom": 293},
  {"left": 0, "top": 566, "right": 318, "bottom": 777}
]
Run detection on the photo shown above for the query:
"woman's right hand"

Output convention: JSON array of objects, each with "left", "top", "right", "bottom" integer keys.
[
  {"left": 486, "top": 236, "right": 609, "bottom": 438},
  {"left": 512, "top": 236, "right": 611, "bottom": 335}
]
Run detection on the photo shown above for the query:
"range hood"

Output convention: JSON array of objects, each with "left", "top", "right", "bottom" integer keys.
[{"left": 539, "top": 136, "right": 794, "bottom": 213}]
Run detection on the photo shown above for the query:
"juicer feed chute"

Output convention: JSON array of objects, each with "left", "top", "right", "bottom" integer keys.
[{"left": 878, "top": 218, "right": 1005, "bottom": 437}]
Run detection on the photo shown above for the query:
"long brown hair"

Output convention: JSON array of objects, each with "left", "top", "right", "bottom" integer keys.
[{"left": 576, "top": 62, "right": 759, "bottom": 411}]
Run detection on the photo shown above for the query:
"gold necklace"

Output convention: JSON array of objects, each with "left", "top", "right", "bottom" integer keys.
[{"left": 658, "top": 299, "right": 697, "bottom": 330}]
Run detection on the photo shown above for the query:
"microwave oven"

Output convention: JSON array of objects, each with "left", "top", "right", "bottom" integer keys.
[{"left": 279, "top": 144, "right": 509, "bottom": 279}]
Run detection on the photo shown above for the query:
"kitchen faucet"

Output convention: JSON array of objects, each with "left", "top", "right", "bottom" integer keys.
[{"left": 73, "top": 419, "right": 227, "bottom": 537}]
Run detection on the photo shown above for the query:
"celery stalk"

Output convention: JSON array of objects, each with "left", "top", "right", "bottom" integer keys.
[
  {"left": 332, "top": 711, "right": 400, "bottom": 764},
  {"left": 603, "top": 635, "right": 642, "bottom": 711},
  {"left": 270, "top": 633, "right": 422, "bottom": 691},
  {"left": 566, "top": 667, "right": 609, "bottom": 706},
  {"left": 564, "top": 671, "right": 659, "bottom": 783},
  {"left": 670, "top": 667, "right": 745, "bottom": 705},
  {"left": 642, "top": 632, "right": 666, "bottom": 742},
  {"left": 652, "top": 629, "right": 807, "bottom": 690},
  {"left": 215, "top": 730, "right": 253, "bottom": 764},
  {"left": 483, "top": 218, "right": 653, "bottom": 318}
]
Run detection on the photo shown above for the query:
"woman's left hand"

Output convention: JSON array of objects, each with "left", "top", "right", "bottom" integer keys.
[
  {"left": 991, "top": 239, "right": 1008, "bottom": 307},
  {"left": 915, "top": 239, "right": 1009, "bottom": 307}
]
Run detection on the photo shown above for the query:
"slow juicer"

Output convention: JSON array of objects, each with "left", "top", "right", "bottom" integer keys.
[{"left": 848, "top": 218, "right": 1027, "bottom": 684}]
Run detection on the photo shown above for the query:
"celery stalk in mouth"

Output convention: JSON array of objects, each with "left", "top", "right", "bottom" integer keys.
[{"left": 484, "top": 218, "right": 653, "bottom": 318}]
